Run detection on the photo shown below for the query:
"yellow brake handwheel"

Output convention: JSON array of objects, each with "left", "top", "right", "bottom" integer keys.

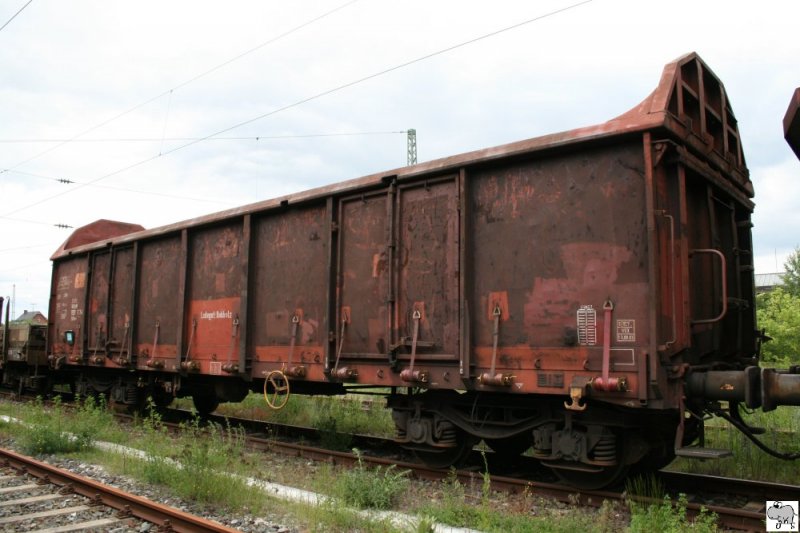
[{"left": 264, "top": 370, "right": 290, "bottom": 410}]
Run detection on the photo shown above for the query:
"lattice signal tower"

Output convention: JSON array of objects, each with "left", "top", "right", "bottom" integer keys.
[{"left": 407, "top": 129, "right": 417, "bottom": 165}]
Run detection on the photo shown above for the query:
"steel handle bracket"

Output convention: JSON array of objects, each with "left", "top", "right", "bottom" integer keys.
[{"left": 690, "top": 248, "right": 728, "bottom": 325}]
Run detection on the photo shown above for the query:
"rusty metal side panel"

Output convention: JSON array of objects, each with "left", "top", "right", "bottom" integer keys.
[
  {"left": 109, "top": 247, "right": 134, "bottom": 353},
  {"left": 185, "top": 223, "right": 243, "bottom": 369},
  {"left": 250, "top": 205, "right": 328, "bottom": 364},
  {"left": 87, "top": 252, "right": 110, "bottom": 352},
  {"left": 49, "top": 256, "right": 89, "bottom": 357},
  {"left": 135, "top": 236, "right": 181, "bottom": 361},
  {"left": 396, "top": 177, "right": 460, "bottom": 359},
  {"left": 469, "top": 142, "right": 650, "bottom": 370},
  {"left": 338, "top": 193, "right": 388, "bottom": 357},
  {"left": 6, "top": 323, "right": 47, "bottom": 365},
  {"left": 683, "top": 166, "right": 755, "bottom": 362}
]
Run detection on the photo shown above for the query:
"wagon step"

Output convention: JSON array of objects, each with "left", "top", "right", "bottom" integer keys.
[{"left": 674, "top": 447, "right": 732, "bottom": 459}]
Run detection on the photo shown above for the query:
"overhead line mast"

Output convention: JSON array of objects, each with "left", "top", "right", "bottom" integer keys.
[{"left": 407, "top": 129, "right": 417, "bottom": 165}]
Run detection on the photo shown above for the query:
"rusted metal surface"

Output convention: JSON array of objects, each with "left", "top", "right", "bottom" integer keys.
[
  {"left": 0, "top": 447, "right": 239, "bottom": 533},
  {"left": 784, "top": 88, "right": 800, "bottom": 159},
  {"left": 45, "top": 52, "right": 759, "bottom": 404},
  {"left": 761, "top": 368, "right": 800, "bottom": 412},
  {"left": 44, "top": 53, "right": 800, "bottom": 480},
  {"left": 686, "top": 368, "right": 761, "bottom": 407},
  {"left": 184, "top": 223, "right": 243, "bottom": 373},
  {"left": 136, "top": 236, "right": 182, "bottom": 365},
  {"left": 109, "top": 246, "right": 135, "bottom": 362},
  {"left": 337, "top": 191, "right": 390, "bottom": 358},
  {"left": 88, "top": 251, "right": 110, "bottom": 355},
  {"left": 251, "top": 204, "right": 328, "bottom": 378},
  {"left": 468, "top": 140, "right": 649, "bottom": 402},
  {"left": 48, "top": 256, "right": 88, "bottom": 359},
  {"left": 51, "top": 219, "right": 143, "bottom": 257},
  {"left": 3, "top": 323, "right": 47, "bottom": 365}
]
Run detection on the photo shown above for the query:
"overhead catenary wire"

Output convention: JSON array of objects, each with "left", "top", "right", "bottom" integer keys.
[
  {"left": 0, "top": 130, "right": 408, "bottom": 143},
  {"left": 0, "top": 130, "right": 406, "bottom": 228},
  {"left": 0, "top": 215, "right": 70, "bottom": 228},
  {"left": 0, "top": 243, "right": 51, "bottom": 253},
  {"left": 158, "top": 90, "right": 174, "bottom": 156},
  {"left": 0, "top": 0, "right": 592, "bottom": 220},
  {"left": 0, "top": 0, "right": 360, "bottom": 177},
  {"left": 0, "top": 0, "right": 33, "bottom": 34},
  {"left": 0, "top": 259, "right": 51, "bottom": 274},
  {"left": 2, "top": 169, "right": 235, "bottom": 205}
]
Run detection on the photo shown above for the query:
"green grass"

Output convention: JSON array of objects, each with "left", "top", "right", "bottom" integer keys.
[
  {"left": 627, "top": 494, "right": 718, "bottom": 533},
  {"left": 0, "top": 392, "right": 789, "bottom": 532},
  {"left": 666, "top": 404, "right": 800, "bottom": 483},
  {"left": 623, "top": 475, "right": 719, "bottom": 532},
  {"left": 0, "top": 398, "right": 402, "bottom": 532},
  {"left": 323, "top": 448, "right": 410, "bottom": 509},
  {"left": 178, "top": 391, "right": 396, "bottom": 441},
  {"left": 9, "top": 395, "right": 120, "bottom": 455},
  {"left": 416, "top": 466, "right": 622, "bottom": 533},
  {"left": 624, "top": 473, "right": 666, "bottom": 501}
]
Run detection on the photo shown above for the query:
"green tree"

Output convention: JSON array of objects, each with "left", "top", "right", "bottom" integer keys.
[
  {"left": 756, "top": 288, "right": 800, "bottom": 364},
  {"left": 782, "top": 247, "right": 800, "bottom": 297}
]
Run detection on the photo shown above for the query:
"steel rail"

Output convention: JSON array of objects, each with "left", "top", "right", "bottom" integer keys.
[
  {"left": 0, "top": 447, "right": 240, "bottom": 533},
  {"left": 242, "top": 433, "right": 772, "bottom": 531},
  {"left": 1, "top": 393, "right": 789, "bottom": 531}
]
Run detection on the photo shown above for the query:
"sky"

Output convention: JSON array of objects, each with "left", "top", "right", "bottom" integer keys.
[{"left": 0, "top": 0, "right": 798, "bottom": 318}]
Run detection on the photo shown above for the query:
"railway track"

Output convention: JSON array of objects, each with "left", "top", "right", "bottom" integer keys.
[
  {"left": 159, "top": 405, "right": 787, "bottom": 531},
  {"left": 243, "top": 432, "right": 782, "bottom": 531},
  {"left": 2, "top": 393, "right": 792, "bottom": 531},
  {"left": 0, "top": 447, "right": 240, "bottom": 533}
]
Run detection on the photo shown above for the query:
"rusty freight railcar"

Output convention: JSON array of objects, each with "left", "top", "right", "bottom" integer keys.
[{"left": 43, "top": 53, "right": 800, "bottom": 489}]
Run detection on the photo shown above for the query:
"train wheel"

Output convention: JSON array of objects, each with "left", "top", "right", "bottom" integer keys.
[
  {"left": 551, "top": 461, "right": 629, "bottom": 490},
  {"left": 548, "top": 429, "right": 630, "bottom": 490},
  {"left": 192, "top": 394, "right": 219, "bottom": 416},
  {"left": 413, "top": 429, "right": 477, "bottom": 469},
  {"left": 150, "top": 388, "right": 174, "bottom": 409},
  {"left": 485, "top": 432, "right": 533, "bottom": 456}
]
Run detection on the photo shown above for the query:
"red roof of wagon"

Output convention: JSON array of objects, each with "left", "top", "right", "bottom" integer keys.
[{"left": 51, "top": 219, "right": 144, "bottom": 259}]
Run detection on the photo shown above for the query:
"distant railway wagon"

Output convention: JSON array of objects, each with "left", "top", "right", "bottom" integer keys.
[
  {"left": 3, "top": 53, "right": 800, "bottom": 489},
  {"left": 0, "top": 302, "right": 48, "bottom": 393}
]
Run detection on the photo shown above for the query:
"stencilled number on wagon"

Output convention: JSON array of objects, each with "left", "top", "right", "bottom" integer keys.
[{"left": 616, "top": 319, "right": 635, "bottom": 342}]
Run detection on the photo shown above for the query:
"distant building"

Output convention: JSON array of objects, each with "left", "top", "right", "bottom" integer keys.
[
  {"left": 13, "top": 310, "right": 47, "bottom": 326},
  {"left": 755, "top": 273, "right": 785, "bottom": 293}
]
